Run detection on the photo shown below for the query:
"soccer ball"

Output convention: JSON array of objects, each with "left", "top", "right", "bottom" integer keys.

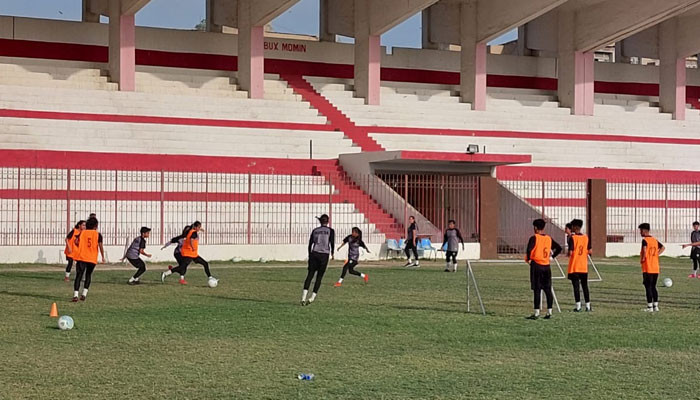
[
  {"left": 57, "top": 315, "right": 74, "bottom": 331},
  {"left": 663, "top": 278, "right": 673, "bottom": 288},
  {"left": 208, "top": 277, "right": 219, "bottom": 288},
  {"left": 231, "top": 257, "right": 242, "bottom": 263},
  {"left": 259, "top": 257, "right": 268, "bottom": 263}
]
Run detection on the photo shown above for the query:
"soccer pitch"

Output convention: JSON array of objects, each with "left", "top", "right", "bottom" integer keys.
[{"left": 2, "top": 258, "right": 699, "bottom": 399}]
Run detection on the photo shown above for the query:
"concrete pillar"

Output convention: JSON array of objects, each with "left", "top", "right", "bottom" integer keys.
[
  {"left": 354, "top": 34, "right": 381, "bottom": 105},
  {"left": 108, "top": 0, "right": 136, "bottom": 92},
  {"left": 460, "top": 2, "right": 487, "bottom": 111},
  {"left": 479, "top": 176, "right": 500, "bottom": 260},
  {"left": 82, "top": 0, "right": 100, "bottom": 22},
  {"left": 586, "top": 179, "right": 607, "bottom": 257},
  {"left": 205, "top": 0, "right": 224, "bottom": 33},
  {"left": 238, "top": 2, "right": 265, "bottom": 100},
  {"left": 659, "top": 20, "right": 686, "bottom": 120},
  {"left": 557, "top": 11, "right": 594, "bottom": 116},
  {"left": 319, "top": 0, "right": 335, "bottom": 42}
]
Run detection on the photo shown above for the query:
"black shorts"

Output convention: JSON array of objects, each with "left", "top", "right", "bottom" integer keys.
[
  {"left": 127, "top": 258, "right": 145, "bottom": 269},
  {"left": 309, "top": 252, "right": 330, "bottom": 272},
  {"left": 691, "top": 248, "right": 700, "bottom": 260},
  {"left": 568, "top": 272, "right": 588, "bottom": 281},
  {"left": 530, "top": 262, "right": 552, "bottom": 291}
]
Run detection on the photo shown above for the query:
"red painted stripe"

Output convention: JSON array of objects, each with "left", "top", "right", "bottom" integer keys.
[
  {"left": 0, "top": 108, "right": 333, "bottom": 132},
  {"left": 367, "top": 126, "right": 700, "bottom": 146},
  {"left": 0, "top": 149, "right": 335, "bottom": 174},
  {"left": 524, "top": 197, "right": 700, "bottom": 209},
  {"left": 3, "top": 38, "right": 700, "bottom": 100},
  {"left": 280, "top": 74, "right": 384, "bottom": 151},
  {"left": 0, "top": 189, "right": 342, "bottom": 203},
  {"left": 497, "top": 166, "right": 700, "bottom": 182}
]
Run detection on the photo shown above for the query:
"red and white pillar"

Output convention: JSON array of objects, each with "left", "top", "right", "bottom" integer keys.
[{"left": 109, "top": 1, "right": 136, "bottom": 91}]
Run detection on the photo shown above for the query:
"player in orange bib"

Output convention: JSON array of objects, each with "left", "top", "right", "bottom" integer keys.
[
  {"left": 567, "top": 219, "right": 592, "bottom": 312},
  {"left": 63, "top": 220, "right": 85, "bottom": 282},
  {"left": 72, "top": 217, "right": 105, "bottom": 302},
  {"left": 639, "top": 223, "right": 664, "bottom": 312},
  {"left": 525, "top": 219, "right": 562, "bottom": 320},
  {"left": 161, "top": 221, "right": 216, "bottom": 285}
]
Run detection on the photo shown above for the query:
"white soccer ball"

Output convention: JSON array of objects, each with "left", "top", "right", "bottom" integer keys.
[
  {"left": 208, "top": 277, "right": 219, "bottom": 288},
  {"left": 259, "top": 257, "right": 268, "bottom": 263},
  {"left": 57, "top": 315, "right": 74, "bottom": 331},
  {"left": 231, "top": 257, "right": 242, "bottom": 263},
  {"left": 663, "top": 278, "right": 673, "bottom": 288}
]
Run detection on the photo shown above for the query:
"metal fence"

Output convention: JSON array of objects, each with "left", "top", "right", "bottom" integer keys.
[
  {"left": 375, "top": 173, "right": 480, "bottom": 242},
  {"left": 498, "top": 180, "right": 587, "bottom": 254},
  {"left": 0, "top": 167, "right": 400, "bottom": 246},
  {"left": 607, "top": 181, "right": 700, "bottom": 243}
]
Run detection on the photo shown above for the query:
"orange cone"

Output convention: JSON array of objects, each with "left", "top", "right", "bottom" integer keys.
[{"left": 49, "top": 302, "right": 59, "bottom": 318}]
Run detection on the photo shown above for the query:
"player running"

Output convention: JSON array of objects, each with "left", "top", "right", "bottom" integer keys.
[
  {"left": 334, "top": 227, "right": 370, "bottom": 287},
  {"left": 525, "top": 219, "right": 562, "bottom": 320},
  {"left": 161, "top": 221, "right": 215, "bottom": 285},
  {"left": 567, "top": 219, "right": 592, "bottom": 312},
  {"left": 639, "top": 223, "right": 664, "bottom": 312},
  {"left": 121, "top": 227, "right": 152, "bottom": 285},
  {"left": 301, "top": 214, "right": 334, "bottom": 305},
  {"left": 72, "top": 217, "right": 105, "bottom": 302},
  {"left": 63, "top": 220, "right": 85, "bottom": 281},
  {"left": 161, "top": 225, "right": 191, "bottom": 276},
  {"left": 682, "top": 221, "right": 700, "bottom": 278},
  {"left": 441, "top": 220, "right": 464, "bottom": 272}
]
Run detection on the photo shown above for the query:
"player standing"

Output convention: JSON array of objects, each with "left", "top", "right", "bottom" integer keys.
[
  {"left": 525, "top": 219, "right": 562, "bottom": 320},
  {"left": 301, "top": 214, "right": 334, "bottom": 305},
  {"left": 121, "top": 227, "right": 152, "bottom": 285},
  {"left": 682, "top": 221, "right": 700, "bottom": 278},
  {"left": 63, "top": 220, "right": 85, "bottom": 281},
  {"left": 334, "top": 227, "right": 370, "bottom": 287},
  {"left": 639, "top": 223, "right": 664, "bottom": 312},
  {"left": 72, "top": 217, "right": 105, "bottom": 302},
  {"left": 161, "top": 221, "right": 215, "bottom": 285},
  {"left": 441, "top": 220, "right": 464, "bottom": 272},
  {"left": 403, "top": 216, "right": 419, "bottom": 268},
  {"left": 567, "top": 219, "right": 592, "bottom": 312}
]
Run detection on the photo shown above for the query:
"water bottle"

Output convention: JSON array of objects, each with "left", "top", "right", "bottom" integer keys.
[{"left": 297, "top": 373, "right": 315, "bottom": 381}]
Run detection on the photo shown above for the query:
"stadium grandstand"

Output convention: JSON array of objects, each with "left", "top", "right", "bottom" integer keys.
[{"left": 1, "top": 0, "right": 699, "bottom": 263}]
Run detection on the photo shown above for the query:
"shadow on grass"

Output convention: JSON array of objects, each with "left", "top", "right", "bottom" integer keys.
[
  {"left": 190, "top": 293, "right": 290, "bottom": 306},
  {"left": 0, "top": 290, "right": 61, "bottom": 302}
]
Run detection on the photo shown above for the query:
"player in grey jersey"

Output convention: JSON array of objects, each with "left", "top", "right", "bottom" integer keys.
[
  {"left": 301, "top": 214, "right": 335, "bottom": 306},
  {"left": 683, "top": 221, "right": 700, "bottom": 278},
  {"left": 120, "top": 227, "right": 152, "bottom": 285},
  {"left": 441, "top": 220, "right": 464, "bottom": 272},
  {"left": 334, "top": 227, "right": 370, "bottom": 287}
]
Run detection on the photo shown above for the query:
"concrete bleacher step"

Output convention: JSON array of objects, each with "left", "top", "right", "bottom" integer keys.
[{"left": 0, "top": 77, "right": 118, "bottom": 90}]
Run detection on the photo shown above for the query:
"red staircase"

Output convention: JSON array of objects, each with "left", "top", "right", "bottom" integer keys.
[
  {"left": 280, "top": 74, "right": 384, "bottom": 152},
  {"left": 314, "top": 162, "right": 403, "bottom": 240}
]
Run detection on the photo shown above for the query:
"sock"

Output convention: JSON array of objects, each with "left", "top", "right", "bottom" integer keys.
[
  {"left": 585, "top": 302, "right": 591, "bottom": 310},
  {"left": 302, "top": 289, "right": 308, "bottom": 301},
  {"left": 360, "top": 273, "right": 365, "bottom": 278},
  {"left": 129, "top": 277, "right": 136, "bottom": 283},
  {"left": 647, "top": 302, "right": 653, "bottom": 308},
  {"left": 73, "top": 290, "right": 79, "bottom": 297},
  {"left": 547, "top": 308, "right": 552, "bottom": 315},
  {"left": 65, "top": 272, "right": 70, "bottom": 278},
  {"left": 134, "top": 277, "right": 139, "bottom": 282},
  {"left": 82, "top": 288, "right": 88, "bottom": 297},
  {"left": 164, "top": 270, "right": 172, "bottom": 276},
  {"left": 337, "top": 278, "right": 344, "bottom": 283},
  {"left": 575, "top": 301, "right": 581, "bottom": 310},
  {"left": 309, "top": 292, "right": 317, "bottom": 302},
  {"left": 445, "top": 262, "right": 451, "bottom": 270},
  {"left": 534, "top": 309, "right": 540, "bottom": 317},
  {"left": 453, "top": 262, "right": 458, "bottom": 271},
  {"left": 180, "top": 275, "right": 186, "bottom": 280},
  {"left": 653, "top": 302, "right": 659, "bottom": 307}
]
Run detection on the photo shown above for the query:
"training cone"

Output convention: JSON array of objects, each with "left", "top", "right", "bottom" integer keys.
[{"left": 49, "top": 302, "right": 59, "bottom": 318}]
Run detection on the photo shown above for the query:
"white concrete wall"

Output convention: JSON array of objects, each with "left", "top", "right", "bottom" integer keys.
[
  {"left": 606, "top": 243, "right": 692, "bottom": 258},
  {"left": 3, "top": 15, "right": 700, "bottom": 85},
  {"left": 0, "top": 242, "right": 481, "bottom": 264}
]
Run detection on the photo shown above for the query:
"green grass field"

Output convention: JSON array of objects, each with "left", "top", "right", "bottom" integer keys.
[{"left": 2, "top": 257, "right": 700, "bottom": 399}]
